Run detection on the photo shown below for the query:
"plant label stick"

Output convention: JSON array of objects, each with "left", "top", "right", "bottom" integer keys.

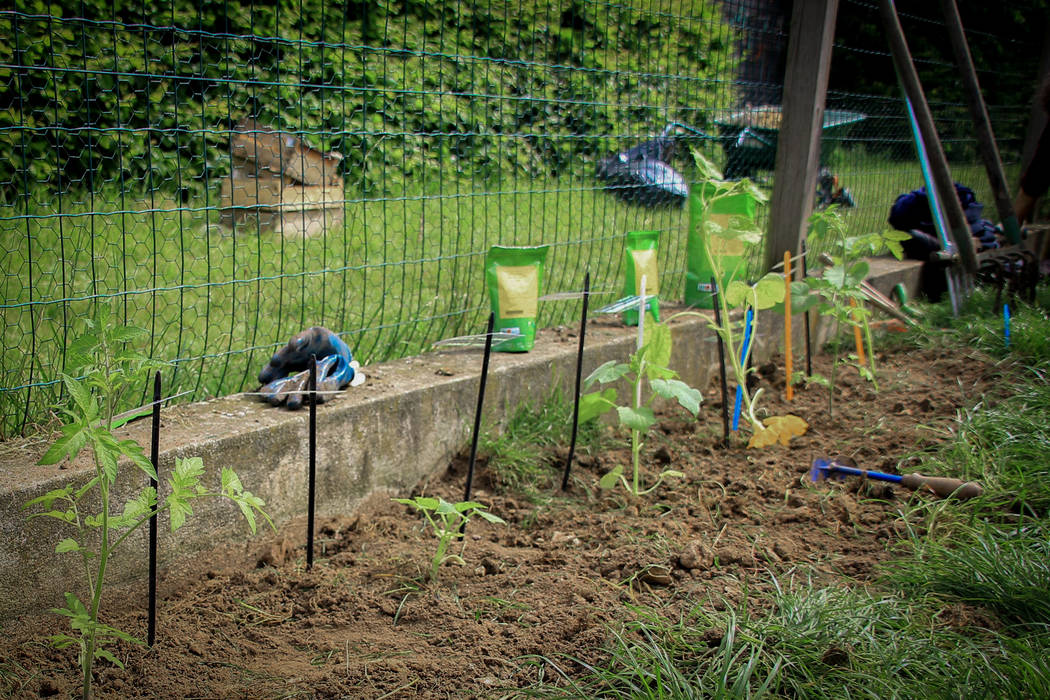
[
  {"left": 148, "top": 371, "right": 160, "bottom": 647},
  {"left": 784, "top": 250, "right": 793, "bottom": 402},
  {"left": 849, "top": 297, "right": 866, "bottom": 365},
  {"left": 464, "top": 312, "right": 495, "bottom": 517},
  {"left": 562, "top": 272, "right": 590, "bottom": 491},
  {"left": 732, "top": 307, "right": 754, "bottom": 431},
  {"left": 801, "top": 240, "right": 813, "bottom": 377},
  {"left": 1004, "top": 303, "right": 1011, "bottom": 347},
  {"left": 306, "top": 355, "right": 317, "bottom": 570},
  {"left": 711, "top": 278, "right": 730, "bottom": 447}
]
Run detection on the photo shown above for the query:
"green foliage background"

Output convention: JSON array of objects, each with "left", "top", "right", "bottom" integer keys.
[{"left": 0, "top": 0, "right": 735, "bottom": 200}]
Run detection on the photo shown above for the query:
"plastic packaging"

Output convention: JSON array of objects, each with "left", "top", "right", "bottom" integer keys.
[
  {"left": 685, "top": 183, "right": 758, "bottom": 308},
  {"left": 622, "top": 230, "right": 660, "bottom": 326},
  {"left": 485, "top": 245, "right": 549, "bottom": 352}
]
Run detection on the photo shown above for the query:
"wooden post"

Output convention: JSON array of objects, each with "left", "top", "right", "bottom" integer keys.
[
  {"left": 1021, "top": 19, "right": 1050, "bottom": 178},
  {"left": 880, "top": 0, "right": 978, "bottom": 275},
  {"left": 939, "top": 0, "right": 1021, "bottom": 244},
  {"left": 764, "top": 0, "right": 839, "bottom": 273}
]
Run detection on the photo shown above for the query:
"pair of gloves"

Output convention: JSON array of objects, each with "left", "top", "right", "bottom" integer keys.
[{"left": 257, "top": 327, "right": 363, "bottom": 409}]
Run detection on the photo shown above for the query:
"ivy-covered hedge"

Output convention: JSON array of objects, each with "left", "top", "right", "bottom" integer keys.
[{"left": 0, "top": 0, "right": 737, "bottom": 201}]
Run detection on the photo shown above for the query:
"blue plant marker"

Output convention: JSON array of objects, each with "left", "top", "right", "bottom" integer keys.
[
  {"left": 1004, "top": 303, "right": 1011, "bottom": 347},
  {"left": 732, "top": 307, "right": 754, "bottom": 431}
]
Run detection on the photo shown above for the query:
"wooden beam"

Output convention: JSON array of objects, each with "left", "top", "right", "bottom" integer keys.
[
  {"left": 879, "top": 0, "right": 978, "bottom": 275},
  {"left": 939, "top": 0, "right": 1021, "bottom": 243},
  {"left": 763, "top": 0, "right": 839, "bottom": 273},
  {"left": 1020, "top": 18, "right": 1050, "bottom": 177}
]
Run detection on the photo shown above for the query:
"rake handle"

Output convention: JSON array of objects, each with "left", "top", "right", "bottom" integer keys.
[{"left": 900, "top": 473, "right": 983, "bottom": 500}]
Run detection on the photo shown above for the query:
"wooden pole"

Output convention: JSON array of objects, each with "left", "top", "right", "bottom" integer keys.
[
  {"left": 783, "top": 251, "right": 793, "bottom": 402},
  {"left": 879, "top": 0, "right": 978, "bottom": 275},
  {"left": 938, "top": 0, "right": 1021, "bottom": 244},
  {"left": 764, "top": 0, "right": 839, "bottom": 273}
]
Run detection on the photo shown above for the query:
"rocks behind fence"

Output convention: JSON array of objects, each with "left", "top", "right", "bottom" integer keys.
[{"left": 221, "top": 118, "right": 345, "bottom": 237}]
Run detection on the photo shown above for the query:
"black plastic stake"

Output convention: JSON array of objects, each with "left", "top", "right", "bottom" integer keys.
[
  {"left": 463, "top": 313, "right": 495, "bottom": 512},
  {"left": 801, "top": 240, "right": 813, "bottom": 377},
  {"left": 147, "top": 371, "right": 160, "bottom": 647},
  {"left": 306, "top": 355, "right": 317, "bottom": 570},
  {"left": 710, "top": 278, "right": 730, "bottom": 448},
  {"left": 561, "top": 272, "right": 590, "bottom": 491}
]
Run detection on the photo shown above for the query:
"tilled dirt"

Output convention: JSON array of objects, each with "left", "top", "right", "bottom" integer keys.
[{"left": 1, "top": 344, "right": 995, "bottom": 699}]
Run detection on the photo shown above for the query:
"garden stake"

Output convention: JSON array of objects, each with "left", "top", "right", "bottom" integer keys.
[
  {"left": 801, "top": 240, "right": 812, "bottom": 377},
  {"left": 463, "top": 312, "right": 495, "bottom": 526},
  {"left": 1004, "top": 303, "right": 1011, "bottom": 347},
  {"left": 784, "top": 250, "right": 793, "bottom": 401},
  {"left": 849, "top": 298, "right": 866, "bottom": 365},
  {"left": 810, "top": 458, "right": 983, "bottom": 500},
  {"left": 732, "top": 307, "right": 754, "bottom": 431},
  {"left": 561, "top": 272, "right": 590, "bottom": 491},
  {"left": 306, "top": 355, "right": 318, "bottom": 570},
  {"left": 148, "top": 371, "right": 160, "bottom": 647},
  {"left": 711, "top": 278, "right": 730, "bottom": 447}
]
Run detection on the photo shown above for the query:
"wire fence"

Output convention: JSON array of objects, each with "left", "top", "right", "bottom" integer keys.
[{"left": 0, "top": 0, "right": 1042, "bottom": 437}]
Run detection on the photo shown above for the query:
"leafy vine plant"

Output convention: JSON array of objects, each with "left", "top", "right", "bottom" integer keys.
[
  {"left": 24, "top": 306, "right": 272, "bottom": 700},
  {"left": 393, "top": 496, "right": 505, "bottom": 582},
  {"left": 793, "top": 206, "right": 911, "bottom": 414},
  {"left": 677, "top": 152, "right": 808, "bottom": 448},
  {"left": 578, "top": 320, "right": 701, "bottom": 495}
]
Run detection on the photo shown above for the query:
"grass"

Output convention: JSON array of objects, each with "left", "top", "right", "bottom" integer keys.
[{"left": 479, "top": 385, "right": 606, "bottom": 496}]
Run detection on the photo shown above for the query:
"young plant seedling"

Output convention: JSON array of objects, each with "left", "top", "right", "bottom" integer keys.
[
  {"left": 24, "top": 306, "right": 272, "bottom": 700},
  {"left": 392, "top": 496, "right": 506, "bottom": 582},
  {"left": 792, "top": 206, "right": 911, "bottom": 415},
  {"left": 578, "top": 320, "right": 701, "bottom": 495},
  {"left": 677, "top": 151, "right": 807, "bottom": 448}
]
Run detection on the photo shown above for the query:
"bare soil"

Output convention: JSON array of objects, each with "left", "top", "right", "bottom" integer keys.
[{"left": 2, "top": 343, "right": 994, "bottom": 699}]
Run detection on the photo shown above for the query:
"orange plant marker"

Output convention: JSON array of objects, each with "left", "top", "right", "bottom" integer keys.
[
  {"left": 784, "top": 250, "right": 793, "bottom": 401},
  {"left": 849, "top": 297, "right": 867, "bottom": 365}
]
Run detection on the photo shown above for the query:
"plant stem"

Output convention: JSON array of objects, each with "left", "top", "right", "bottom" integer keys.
[{"left": 863, "top": 317, "right": 879, "bottom": 391}]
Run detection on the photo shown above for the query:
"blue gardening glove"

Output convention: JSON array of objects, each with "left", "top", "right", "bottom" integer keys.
[{"left": 257, "top": 327, "right": 358, "bottom": 409}]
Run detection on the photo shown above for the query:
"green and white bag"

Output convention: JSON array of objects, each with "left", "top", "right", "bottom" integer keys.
[
  {"left": 485, "top": 245, "right": 549, "bottom": 352},
  {"left": 685, "top": 183, "right": 758, "bottom": 309},
  {"left": 622, "top": 230, "right": 660, "bottom": 327}
]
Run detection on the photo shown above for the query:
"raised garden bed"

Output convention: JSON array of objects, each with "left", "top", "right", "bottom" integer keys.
[{"left": 0, "top": 341, "right": 995, "bottom": 698}]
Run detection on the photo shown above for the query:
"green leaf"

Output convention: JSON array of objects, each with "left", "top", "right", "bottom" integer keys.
[
  {"left": 118, "top": 439, "right": 156, "bottom": 480},
  {"left": 55, "top": 538, "right": 82, "bottom": 553},
  {"left": 475, "top": 510, "right": 506, "bottom": 525},
  {"left": 166, "top": 492, "right": 193, "bottom": 532},
  {"left": 94, "top": 648, "right": 126, "bottom": 669},
  {"left": 846, "top": 261, "right": 870, "bottom": 287},
  {"left": 578, "top": 389, "right": 617, "bottom": 423},
  {"left": 617, "top": 406, "right": 656, "bottom": 432},
  {"left": 584, "top": 360, "right": 630, "bottom": 387},
  {"left": 435, "top": 498, "right": 458, "bottom": 515},
  {"left": 752, "top": 274, "right": 786, "bottom": 310},
  {"left": 690, "top": 150, "right": 724, "bottom": 181},
  {"left": 650, "top": 378, "right": 703, "bottom": 416},
  {"left": 598, "top": 465, "right": 623, "bottom": 489},
  {"left": 23, "top": 486, "right": 73, "bottom": 510},
  {"left": 455, "top": 500, "right": 485, "bottom": 512},
  {"left": 94, "top": 435, "right": 119, "bottom": 485},
  {"left": 61, "top": 374, "right": 96, "bottom": 418},
  {"left": 38, "top": 424, "right": 89, "bottom": 465},
  {"left": 724, "top": 280, "right": 751, "bottom": 308}
]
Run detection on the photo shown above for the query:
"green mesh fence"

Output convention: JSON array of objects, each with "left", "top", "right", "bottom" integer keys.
[{"left": 0, "top": 0, "right": 1042, "bottom": 436}]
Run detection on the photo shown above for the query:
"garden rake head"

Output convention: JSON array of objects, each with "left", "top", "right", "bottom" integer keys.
[{"left": 810, "top": 458, "right": 983, "bottom": 500}]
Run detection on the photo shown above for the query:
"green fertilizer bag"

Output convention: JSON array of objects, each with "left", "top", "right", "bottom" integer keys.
[
  {"left": 485, "top": 245, "right": 549, "bottom": 352},
  {"left": 684, "top": 183, "right": 758, "bottom": 309},
  {"left": 622, "top": 230, "right": 660, "bottom": 327}
]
